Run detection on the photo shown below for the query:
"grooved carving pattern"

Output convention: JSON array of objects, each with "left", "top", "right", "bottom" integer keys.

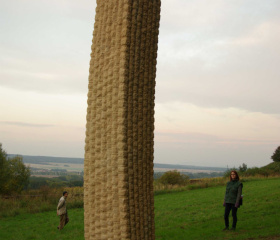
[{"left": 84, "top": 1, "right": 161, "bottom": 239}]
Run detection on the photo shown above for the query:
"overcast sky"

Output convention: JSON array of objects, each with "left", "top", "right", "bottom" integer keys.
[{"left": 1, "top": 0, "right": 279, "bottom": 168}]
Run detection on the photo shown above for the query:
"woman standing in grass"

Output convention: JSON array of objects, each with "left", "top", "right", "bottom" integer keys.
[{"left": 223, "top": 170, "right": 243, "bottom": 231}]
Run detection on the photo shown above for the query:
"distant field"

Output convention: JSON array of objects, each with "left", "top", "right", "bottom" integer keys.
[
  {"left": 154, "top": 167, "right": 223, "bottom": 173},
  {"left": 0, "top": 178, "right": 279, "bottom": 240},
  {"left": 30, "top": 174, "right": 58, "bottom": 178},
  {"left": 29, "top": 163, "right": 221, "bottom": 175},
  {"left": 29, "top": 163, "right": 221, "bottom": 174},
  {"left": 11, "top": 154, "right": 227, "bottom": 175},
  {"left": 28, "top": 162, "right": 84, "bottom": 172}
]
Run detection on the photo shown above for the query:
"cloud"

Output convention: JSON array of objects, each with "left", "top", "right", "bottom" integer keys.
[
  {"left": 155, "top": 1, "right": 280, "bottom": 114},
  {"left": 1, "top": 125, "right": 85, "bottom": 158},
  {"left": 155, "top": 102, "right": 280, "bottom": 142},
  {"left": 160, "top": 0, "right": 280, "bottom": 37},
  {"left": 0, "top": 61, "right": 88, "bottom": 94},
  {"left": 154, "top": 139, "right": 275, "bottom": 168},
  {"left": 1, "top": 0, "right": 279, "bottom": 166},
  {"left": 0, "top": 86, "right": 87, "bottom": 128},
  {"left": 0, "top": 121, "right": 54, "bottom": 128},
  {"left": 154, "top": 101, "right": 280, "bottom": 167},
  {"left": 0, "top": 0, "right": 96, "bottom": 94}
]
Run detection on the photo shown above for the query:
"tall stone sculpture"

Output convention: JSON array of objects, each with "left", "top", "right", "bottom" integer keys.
[{"left": 84, "top": 1, "right": 161, "bottom": 239}]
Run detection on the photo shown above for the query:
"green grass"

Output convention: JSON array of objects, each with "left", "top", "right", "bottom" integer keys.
[
  {"left": 0, "top": 178, "right": 279, "bottom": 240},
  {"left": 0, "top": 209, "right": 84, "bottom": 240},
  {"left": 155, "top": 177, "right": 280, "bottom": 239}
]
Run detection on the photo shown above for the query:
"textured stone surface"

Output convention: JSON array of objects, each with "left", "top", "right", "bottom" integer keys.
[{"left": 84, "top": 1, "right": 161, "bottom": 239}]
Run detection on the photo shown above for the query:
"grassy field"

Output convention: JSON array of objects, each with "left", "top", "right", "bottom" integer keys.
[
  {"left": 155, "top": 178, "right": 280, "bottom": 239},
  {"left": 0, "top": 209, "right": 84, "bottom": 240},
  {"left": 0, "top": 178, "right": 279, "bottom": 240}
]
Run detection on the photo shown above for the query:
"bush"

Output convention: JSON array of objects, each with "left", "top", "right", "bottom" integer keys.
[{"left": 158, "top": 170, "right": 189, "bottom": 186}]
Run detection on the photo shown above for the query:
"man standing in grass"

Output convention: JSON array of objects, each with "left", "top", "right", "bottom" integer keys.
[{"left": 57, "top": 191, "right": 69, "bottom": 230}]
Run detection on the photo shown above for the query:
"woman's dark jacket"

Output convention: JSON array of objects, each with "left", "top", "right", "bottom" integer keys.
[{"left": 224, "top": 180, "right": 243, "bottom": 205}]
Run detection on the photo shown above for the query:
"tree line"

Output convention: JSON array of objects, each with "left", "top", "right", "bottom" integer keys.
[
  {"left": 1, "top": 143, "right": 279, "bottom": 194},
  {"left": 0, "top": 144, "right": 30, "bottom": 195}
]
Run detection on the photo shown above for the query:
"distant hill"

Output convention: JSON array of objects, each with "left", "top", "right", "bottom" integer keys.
[
  {"left": 256, "top": 161, "right": 280, "bottom": 175},
  {"left": 260, "top": 161, "right": 280, "bottom": 172},
  {"left": 8, "top": 154, "right": 84, "bottom": 164},
  {"left": 154, "top": 163, "right": 226, "bottom": 172},
  {"left": 8, "top": 154, "right": 227, "bottom": 172}
]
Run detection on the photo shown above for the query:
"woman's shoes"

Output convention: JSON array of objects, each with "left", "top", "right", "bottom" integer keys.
[{"left": 223, "top": 227, "right": 236, "bottom": 231}]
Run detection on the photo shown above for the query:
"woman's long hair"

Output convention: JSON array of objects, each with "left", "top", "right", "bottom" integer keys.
[{"left": 229, "top": 170, "right": 240, "bottom": 181}]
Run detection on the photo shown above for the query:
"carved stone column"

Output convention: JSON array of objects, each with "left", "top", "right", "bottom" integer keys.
[{"left": 84, "top": 1, "right": 161, "bottom": 239}]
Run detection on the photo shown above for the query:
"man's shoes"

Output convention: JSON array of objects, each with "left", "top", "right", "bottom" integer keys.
[
  {"left": 222, "top": 227, "right": 229, "bottom": 231},
  {"left": 230, "top": 227, "right": 236, "bottom": 231}
]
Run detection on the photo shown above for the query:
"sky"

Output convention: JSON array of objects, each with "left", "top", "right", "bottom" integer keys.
[{"left": 1, "top": 0, "right": 280, "bottom": 168}]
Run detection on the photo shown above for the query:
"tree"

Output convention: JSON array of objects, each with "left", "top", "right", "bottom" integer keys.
[
  {"left": 0, "top": 143, "right": 9, "bottom": 194},
  {"left": 158, "top": 170, "right": 189, "bottom": 186},
  {"left": 271, "top": 146, "right": 280, "bottom": 162},
  {"left": 0, "top": 143, "right": 30, "bottom": 195},
  {"left": 239, "top": 163, "right": 248, "bottom": 172}
]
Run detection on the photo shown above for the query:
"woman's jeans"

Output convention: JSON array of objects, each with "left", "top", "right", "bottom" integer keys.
[{"left": 224, "top": 203, "right": 238, "bottom": 228}]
